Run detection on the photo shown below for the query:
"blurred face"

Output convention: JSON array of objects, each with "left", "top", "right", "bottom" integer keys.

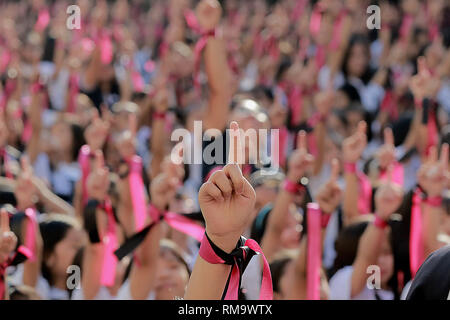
[
  {"left": 346, "top": 111, "right": 364, "bottom": 137},
  {"left": 154, "top": 248, "right": 189, "bottom": 300},
  {"left": 254, "top": 185, "right": 277, "bottom": 217},
  {"left": 346, "top": 44, "right": 369, "bottom": 78},
  {"left": 50, "top": 121, "right": 73, "bottom": 154},
  {"left": 46, "top": 227, "right": 85, "bottom": 282},
  {"left": 377, "top": 232, "right": 394, "bottom": 285},
  {"left": 274, "top": 259, "right": 295, "bottom": 300},
  {"left": 280, "top": 205, "right": 302, "bottom": 249}
]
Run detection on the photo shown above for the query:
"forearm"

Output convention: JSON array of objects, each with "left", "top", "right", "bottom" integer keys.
[
  {"left": 342, "top": 173, "right": 360, "bottom": 226},
  {"left": 129, "top": 223, "right": 162, "bottom": 299},
  {"left": 81, "top": 242, "right": 105, "bottom": 300},
  {"left": 261, "top": 190, "right": 294, "bottom": 261},
  {"left": 351, "top": 224, "right": 386, "bottom": 297},
  {"left": 422, "top": 203, "right": 444, "bottom": 257},
  {"left": 203, "top": 36, "right": 232, "bottom": 131},
  {"left": 184, "top": 256, "right": 232, "bottom": 300},
  {"left": 150, "top": 118, "right": 166, "bottom": 179}
]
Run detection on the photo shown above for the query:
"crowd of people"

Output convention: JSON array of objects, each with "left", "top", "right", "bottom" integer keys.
[{"left": 0, "top": 0, "right": 449, "bottom": 301}]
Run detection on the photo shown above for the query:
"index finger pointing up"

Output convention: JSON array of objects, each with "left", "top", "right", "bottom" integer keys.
[
  {"left": 330, "top": 158, "right": 339, "bottom": 183},
  {"left": 128, "top": 113, "right": 138, "bottom": 138},
  {"left": 297, "top": 130, "right": 307, "bottom": 152},
  {"left": 383, "top": 127, "right": 394, "bottom": 147},
  {"left": 228, "top": 121, "right": 243, "bottom": 168},
  {"left": 1, "top": 208, "right": 10, "bottom": 233}
]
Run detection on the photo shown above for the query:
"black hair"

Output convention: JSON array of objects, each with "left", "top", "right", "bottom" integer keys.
[
  {"left": 337, "top": 83, "right": 362, "bottom": 104},
  {"left": 342, "top": 34, "right": 374, "bottom": 85},
  {"left": 269, "top": 257, "right": 292, "bottom": 294},
  {"left": 71, "top": 123, "right": 86, "bottom": 162},
  {"left": 39, "top": 216, "right": 77, "bottom": 286}
]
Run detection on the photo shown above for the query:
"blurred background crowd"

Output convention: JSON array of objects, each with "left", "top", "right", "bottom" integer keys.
[{"left": 0, "top": 0, "right": 449, "bottom": 300}]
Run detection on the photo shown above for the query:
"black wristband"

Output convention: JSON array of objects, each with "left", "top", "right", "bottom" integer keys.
[{"left": 83, "top": 199, "right": 102, "bottom": 244}]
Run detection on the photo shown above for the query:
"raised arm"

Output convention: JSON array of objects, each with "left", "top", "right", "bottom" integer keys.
[
  {"left": 288, "top": 159, "right": 342, "bottom": 299},
  {"left": 261, "top": 131, "right": 314, "bottom": 262},
  {"left": 185, "top": 122, "right": 256, "bottom": 299},
  {"left": 81, "top": 151, "right": 109, "bottom": 299},
  {"left": 350, "top": 168, "right": 403, "bottom": 298},
  {"left": 342, "top": 121, "right": 367, "bottom": 226},
  {"left": 196, "top": 0, "right": 233, "bottom": 132},
  {"left": 417, "top": 144, "right": 449, "bottom": 256}
]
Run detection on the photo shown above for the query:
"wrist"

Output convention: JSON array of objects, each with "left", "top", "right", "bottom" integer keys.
[
  {"left": 373, "top": 214, "right": 389, "bottom": 229},
  {"left": 343, "top": 162, "right": 357, "bottom": 174},
  {"left": 282, "top": 178, "right": 305, "bottom": 195},
  {"left": 205, "top": 231, "right": 241, "bottom": 254},
  {"left": 321, "top": 213, "right": 332, "bottom": 229},
  {"left": 424, "top": 195, "right": 442, "bottom": 207},
  {"left": 152, "top": 110, "right": 167, "bottom": 121}
]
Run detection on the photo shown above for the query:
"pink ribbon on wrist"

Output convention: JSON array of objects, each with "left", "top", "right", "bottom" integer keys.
[{"left": 199, "top": 233, "right": 273, "bottom": 300}]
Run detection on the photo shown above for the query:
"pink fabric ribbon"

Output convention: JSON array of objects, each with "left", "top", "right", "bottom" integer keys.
[
  {"left": 98, "top": 30, "right": 113, "bottom": 65},
  {"left": 399, "top": 14, "right": 414, "bottom": 44},
  {"left": 357, "top": 171, "right": 372, "bottom": 215},
  {"left": 306, "top": 203, "right": 321, "bottom": 300},
  {"left": 23, "top": 208, "right": 38, "bottom": 262},
  {"left": 379, "top": 162, "right": 404, "bottom": 187},
  {"left": 184, "top": 9, "right": 216, "bottom": 95},
  {"left": 128, "top": 156, "right": 147, "bottom": 231},
  {"left": 100, "top": 199, "right": 118, "bottom": 287},
  {"left": 148, "top": 205, "right": 205, "bottom": 242},
  {"left": 409, "top": 190, "right": 424, "bottom": 278},
  {"left": 34, "top": 9, "right": 50, "bottom": 32},
  {"left": 199, "top": 233, "right": 273, "bottom": 300}
]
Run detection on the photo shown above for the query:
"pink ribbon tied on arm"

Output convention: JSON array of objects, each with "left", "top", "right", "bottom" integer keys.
[
  {"left": 184, "top": 9, "right": 216, "bottom": 95},
  {"left": 199, "top": 233, "right": 273, "bottom": 300}
]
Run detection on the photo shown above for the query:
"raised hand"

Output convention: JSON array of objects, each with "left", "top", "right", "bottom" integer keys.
[
  {"left": 150, "top": 145, "right": 185, "bottom": 212},
  {"left": 410, "top": 56, "right": 441, "bottom": 101},
  {"left": 117, "top": 113, "right": 137, "bottom": 161},
  {"left": 287, "top": 131, "right": 315, "bottom": 182},
  {"left": 84, "top": 109, "right": 110, "bottom": 152},
  {"left": 0, "top": 209, "right": 17, "bottom": 264},
  {"left": 376, "top": 127, "right": 396, "bottom": 170},
  {"left": 342, "top": 121, "right": 367, "bottom": 164},
  {"left": 198, "top": 122, "right": 256, "bottom": 252},
  {"left": 14, "top": 157, "right": 38, "bottom": 210},
  {"left": 86, "top": 151, "right": 110, "bottom": 202},
  {"left": 417, "top": 144, "right": 449, "bottom": 197},
  {"left": 374, "top": 166, "right": 403, "bottom": 220},
  {"left": 316, "top": 159, "right": 342, "bottom": 214},
  {"left": 195, "top": 0, "right": 222, "bottom": 31}
]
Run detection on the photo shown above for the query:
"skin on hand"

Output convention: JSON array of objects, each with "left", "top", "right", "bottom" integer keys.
[
  {"left": 198, "top": 121, "right": 256, "bottom": 253},
  {"left": 417, "top": 144, "right": 449, "bottom": 197},
  {"left": 374, "top": 166, "right": 404, "bottom": 220},
  {"left": 0, "top": 208, "right": 17, "bottom": 264},
  {"left": 316, "top": 158, "right": 342, "bottom": 214},
  {"left": 287, "top": 130, "right": 314, "bottom": 182},
  {"left": 342, "top": 121, "right": 367, "bottom": 164}
]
